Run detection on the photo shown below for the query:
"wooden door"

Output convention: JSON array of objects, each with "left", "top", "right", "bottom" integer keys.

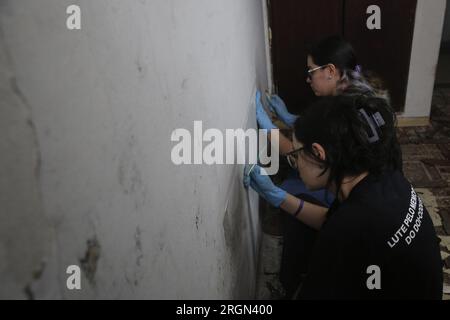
[
  {"left": 343, "top": 0, "right": 417, "bottom": 112},
  {"left": 268, "top": 0, "right": 417, "bottom": 113},
  {"left": 268, "top": 0, "right": 344, "bottom": 113}
]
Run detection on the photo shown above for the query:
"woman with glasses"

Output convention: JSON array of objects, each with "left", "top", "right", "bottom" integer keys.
[
  {"left": 257, "top": 35, "right": 392, "bottom": 208},
  {"left": 245, "top": 95, "right": 442, "bottom": 299},
  {"left": 253, "top": 35, "right": 398, "bottom": 298},
  {"left": 256, "top": 36, "right": 400, "bottom": 296},
  {"left": 257, "top": 35, "right": 389, "bottom": 158}
]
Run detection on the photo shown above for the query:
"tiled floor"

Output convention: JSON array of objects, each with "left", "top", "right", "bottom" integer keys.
[{"left": 256, "top": 88, "right": 450, "bottom": 300}]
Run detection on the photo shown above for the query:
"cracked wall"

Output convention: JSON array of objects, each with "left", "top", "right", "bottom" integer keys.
[
  {"left": 0, "top": 22, "right": 55, "bottom": 299},
  {"left": 0, "top": 0, "right": 267, "bottom": 299}
]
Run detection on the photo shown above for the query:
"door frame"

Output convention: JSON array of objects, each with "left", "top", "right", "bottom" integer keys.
[{"left": 262, "top": 0, "right": 274, "bottom": 95}]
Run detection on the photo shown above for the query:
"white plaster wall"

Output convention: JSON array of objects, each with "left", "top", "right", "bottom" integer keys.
[
  {"left": 0, "top": 0, "right": 266, "bottom": 299},
  {"left": 402, "top": 0, "right": 447, "bottom": 118}
]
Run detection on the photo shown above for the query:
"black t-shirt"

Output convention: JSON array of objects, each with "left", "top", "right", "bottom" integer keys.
[{"left": 299, "top": 170, "right": 443, "bottom": 300}]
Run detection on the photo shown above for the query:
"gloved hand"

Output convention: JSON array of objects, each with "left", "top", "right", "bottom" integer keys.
[
  {"left": 256, "top": 90, "right": 277, "bottom": 130},
  {"left": 244, "top": 164, "right": 287, "bottom": 208},
  {"left": 266, "top": 94, "right": 299, "bottom": 128}
]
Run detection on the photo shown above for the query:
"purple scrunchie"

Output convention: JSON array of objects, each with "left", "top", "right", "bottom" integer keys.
[{"left": 355, "top": 64, "right": 362, "bottom": 73}]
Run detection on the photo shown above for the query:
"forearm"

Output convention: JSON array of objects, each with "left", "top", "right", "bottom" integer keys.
[
  {"left": 280, "top": 193, "right": 328, "bottom": 230},
  {"left": 268, "top": 130, "right": 293, "bottom": 155}
]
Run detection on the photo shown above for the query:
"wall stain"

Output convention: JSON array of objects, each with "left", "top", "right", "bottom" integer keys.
[
  {"left": 118, "top": 154, "right": 142, "bottom": 195},
  {"left": 118, "top": 134, "right": 143, "bottom": 196},
  {"left": 195, "top": 208, "right": 201, "bottom": 231},
  {"left": 135, "top": 59, "right": 147, "bottom": 79},
  {"left": 222, "top": 178, "right": 245, "bottom": 252},
  {"left": 79, "top": 238, "right": 101, "bottom": 286},
  {"left": 23, "top": 285, "right": 34, "bottom": 300},
  {"left": 22, "top": 261, "right": 46, "bottom": 300},
  {"left": 135, "top": 227, "right": 143, "bottom": 267},
  {"left": 9, "top": 77, "right": 42, "bottom": 183},
  {"left": 181, "top": 78, "right": 189, "bottom": 90}
]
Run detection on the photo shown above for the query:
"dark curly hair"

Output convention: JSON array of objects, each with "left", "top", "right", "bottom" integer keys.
[{"left": 294, "top": 95, "right": 402, "bottom": 196}]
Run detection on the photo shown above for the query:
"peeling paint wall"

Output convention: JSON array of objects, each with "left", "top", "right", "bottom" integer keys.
[{"left": 0, "top": 0, "right": 267, "bottom": 299}]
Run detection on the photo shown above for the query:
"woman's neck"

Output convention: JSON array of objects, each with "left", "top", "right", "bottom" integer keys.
[
  {"left": 333, "top": 79, "right": 348, "bottom": 96},
  {"left": 336, "top": 171, "right": 369, "bottom": 202}
]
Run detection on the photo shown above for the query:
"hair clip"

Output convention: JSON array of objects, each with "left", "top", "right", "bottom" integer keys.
[
  {"left": 372, "top": 112, "right": 385, "bottom": 127},
  {"left": 358, "top": 108, "right": 383, "bottom": 143}
]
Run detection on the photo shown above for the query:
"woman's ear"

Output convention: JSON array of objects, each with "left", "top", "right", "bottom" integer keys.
[
  {"left": 311, "top": 143, "right": 326, "bottom": 161},
  {"left": 326, "top": 64, "right": 338, "bottom": 79}
]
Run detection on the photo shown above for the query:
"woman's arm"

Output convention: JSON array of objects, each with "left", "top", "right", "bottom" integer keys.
[
  {"left": 280, "top": 194, "right": 328, "bottom": 230},
  {"left": 244, "top": 162, "right": 328, "bottom": 229}
]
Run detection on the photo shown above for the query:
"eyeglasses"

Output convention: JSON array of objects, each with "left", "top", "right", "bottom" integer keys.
[
  {"left": 306, "top": 64, "right": 329, "bottom": 80},
  {"left": 285, "top": 147, "right": 305, "bottom": 170}
]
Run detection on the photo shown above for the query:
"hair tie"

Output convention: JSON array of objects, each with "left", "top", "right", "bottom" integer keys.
[{"left": 355, "top": 64, "right": 362, "bottom": 73}]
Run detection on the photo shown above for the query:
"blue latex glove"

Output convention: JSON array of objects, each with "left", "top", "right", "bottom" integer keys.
[
  {"left": 266, "top": 94, "right": 299, "bottom": 128},
  {"left": 244, "top": 164, "right": 287, "bottom": 208},
  {"left": 256, "top": 91, "right": 277, "bottom": 130}
]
